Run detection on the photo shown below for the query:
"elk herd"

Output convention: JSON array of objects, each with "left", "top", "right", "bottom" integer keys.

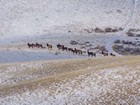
[{"left": 27, "top": 42, "right": 116, "bottom": 57}]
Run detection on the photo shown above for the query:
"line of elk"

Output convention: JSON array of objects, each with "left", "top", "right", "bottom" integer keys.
[
  {"left": 57, "top": 44, "right": 84, "bottom": 55},
  {"left": 27, "top": 43, "right": 116, "bottom": 57},
  {"left": 27, "top": 43, "right": 45, "bottom": 49}
]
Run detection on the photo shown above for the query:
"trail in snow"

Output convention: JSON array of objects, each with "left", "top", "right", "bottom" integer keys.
[
  {"left": 0, "top": 0, "right": 139, "bottom": 58},
  {"left": 121, "top": 0, "right": 139, "bottom": 34},
  {"left": 106, "top": 0, "right": 139, "bottom": 55}
]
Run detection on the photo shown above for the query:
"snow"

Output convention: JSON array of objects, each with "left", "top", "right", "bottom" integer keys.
[
  {"left": 0, "top": 66, "right": 140, "bottom": 105},
  {"left": 105, "top": 0, "right": 140, "bottom": 55},
  {"left": 0, "top": 0, "right": 139, "bottom": 58},
  {"left": 0, "top": 1, "right": 140, "bottom": 104},
  {"left": 0, "top": 50, "right": 86, "bottom": 63},
  {"left": 0, "top": 0, "right": 139, "bottom": 60},
  {"left": 0, "top": 33, "right": 119, "bottom": 63},
  {"left": 0, "top": 61, "right": 45, "bottom": 86},
  {"left": 0, "top": 0, "right": 138, "bottom": 38}
]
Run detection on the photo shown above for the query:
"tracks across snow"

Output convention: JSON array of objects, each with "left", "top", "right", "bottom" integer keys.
[{"left": 106, "top": 0, "right": 140, "bottom": 56}]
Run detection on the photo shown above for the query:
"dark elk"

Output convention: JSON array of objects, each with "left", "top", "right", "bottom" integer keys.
[
  {"left": 101, "top": 51, "right": 108, "bottom": 56},
  {"left": 27, "top": 43, "right": 32, "bottom": 48},
  {"left": 110, "top": 53, "right": 116, "bottom": 57},
  {"left": 87, "top": 50, "right": 96, "bottom": 57},
  {"left": 68, "top": 48, "right": 73, "bottom": 52},
  {"left": 57, "top": 44, "right": 64, "bottom": 50},
  {"left": 62, "top": 46, "right": 68, "bottom": 51},
  {"left": 28, "top": 42, "right": 46, "bottom": 49},
  {"left": 72, "top": 48, "right": 78, "bottom": 55},
  {"left": 36, "top": 43, "right": 43, "bottom": 48},
  {"left": 46, "top": 43, "right": 52, "bottom": 49},
  {"left": 74, "top": 48, "right": 83, "bottom": 55},
  {"left": 27, "top": 43, "right": 35, "bottom": 48}
]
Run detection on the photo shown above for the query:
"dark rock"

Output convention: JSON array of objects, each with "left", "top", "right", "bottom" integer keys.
[
  {"left": 94, "top": 27, "right": 104, "bottom": 33},
  {"left": 70, "top": 40, "right": 78, "bottom": 45},
  {"left": 114, "top": 40, "right": 121, "bottom": 44}
]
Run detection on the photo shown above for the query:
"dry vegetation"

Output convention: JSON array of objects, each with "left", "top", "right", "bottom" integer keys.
[
  {"left": 113, "top": 39, "right": 140, "bottom": 55},
  {"left": 0, "top": 56, "right": 140, "bottom": 104},
  {"left": 126, "top": 28, "right": 140, "bottom": 37}
]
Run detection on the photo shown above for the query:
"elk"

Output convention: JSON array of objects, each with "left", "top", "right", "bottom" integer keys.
[
  {"left": 46, "top": 43, "right": 52, "bottom": 49},
  {"left": 87, "top": 50, "right": 96, "bottom": 57}
]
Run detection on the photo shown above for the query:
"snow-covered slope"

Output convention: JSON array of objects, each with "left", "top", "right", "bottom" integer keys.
[
  {"left": 0, "top": 0, "right": 138, "bottom": 37},
  {"left": 130, "top": 0, "right": 140, "bottom": 29},
  {"left": 0, "top": 56, "right": 140, "bottom": 105}
]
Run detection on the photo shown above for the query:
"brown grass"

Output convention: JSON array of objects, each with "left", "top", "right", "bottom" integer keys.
[{"left": 0, "top": 56, "right": 140, "bottom": 97}]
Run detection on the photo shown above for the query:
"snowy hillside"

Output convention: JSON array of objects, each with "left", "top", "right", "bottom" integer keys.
[
  {"left": 0, "top": 1, "right": 140, "bottom": 104},
  {"left": 130, "top": 1, "right": 140, "bottom": 29},
  {"left": 0, "top": 0, "right": 138, "bottom": 37},
  {"left": 0, "top": 56, "right": 140, "bottom": 105}
]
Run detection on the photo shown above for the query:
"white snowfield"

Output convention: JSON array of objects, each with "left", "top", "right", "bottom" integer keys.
[{"left": 0, "top": 0, "right": 140, "bottom": 38}]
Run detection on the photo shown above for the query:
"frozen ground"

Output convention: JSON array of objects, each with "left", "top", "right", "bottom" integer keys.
[
  {"left": 0, "top": 0, "right": 140, "bottom": 62},
  {"left": 0, "top": 50, "right": 87, "bottom": 63},
  {"left": 0, "top": 33, "right": 120, "bottom": 63}
]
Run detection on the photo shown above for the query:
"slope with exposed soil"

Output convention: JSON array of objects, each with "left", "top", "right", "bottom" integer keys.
[{"left": 0, "top": 56, "right": 140, "bottom": 105}]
